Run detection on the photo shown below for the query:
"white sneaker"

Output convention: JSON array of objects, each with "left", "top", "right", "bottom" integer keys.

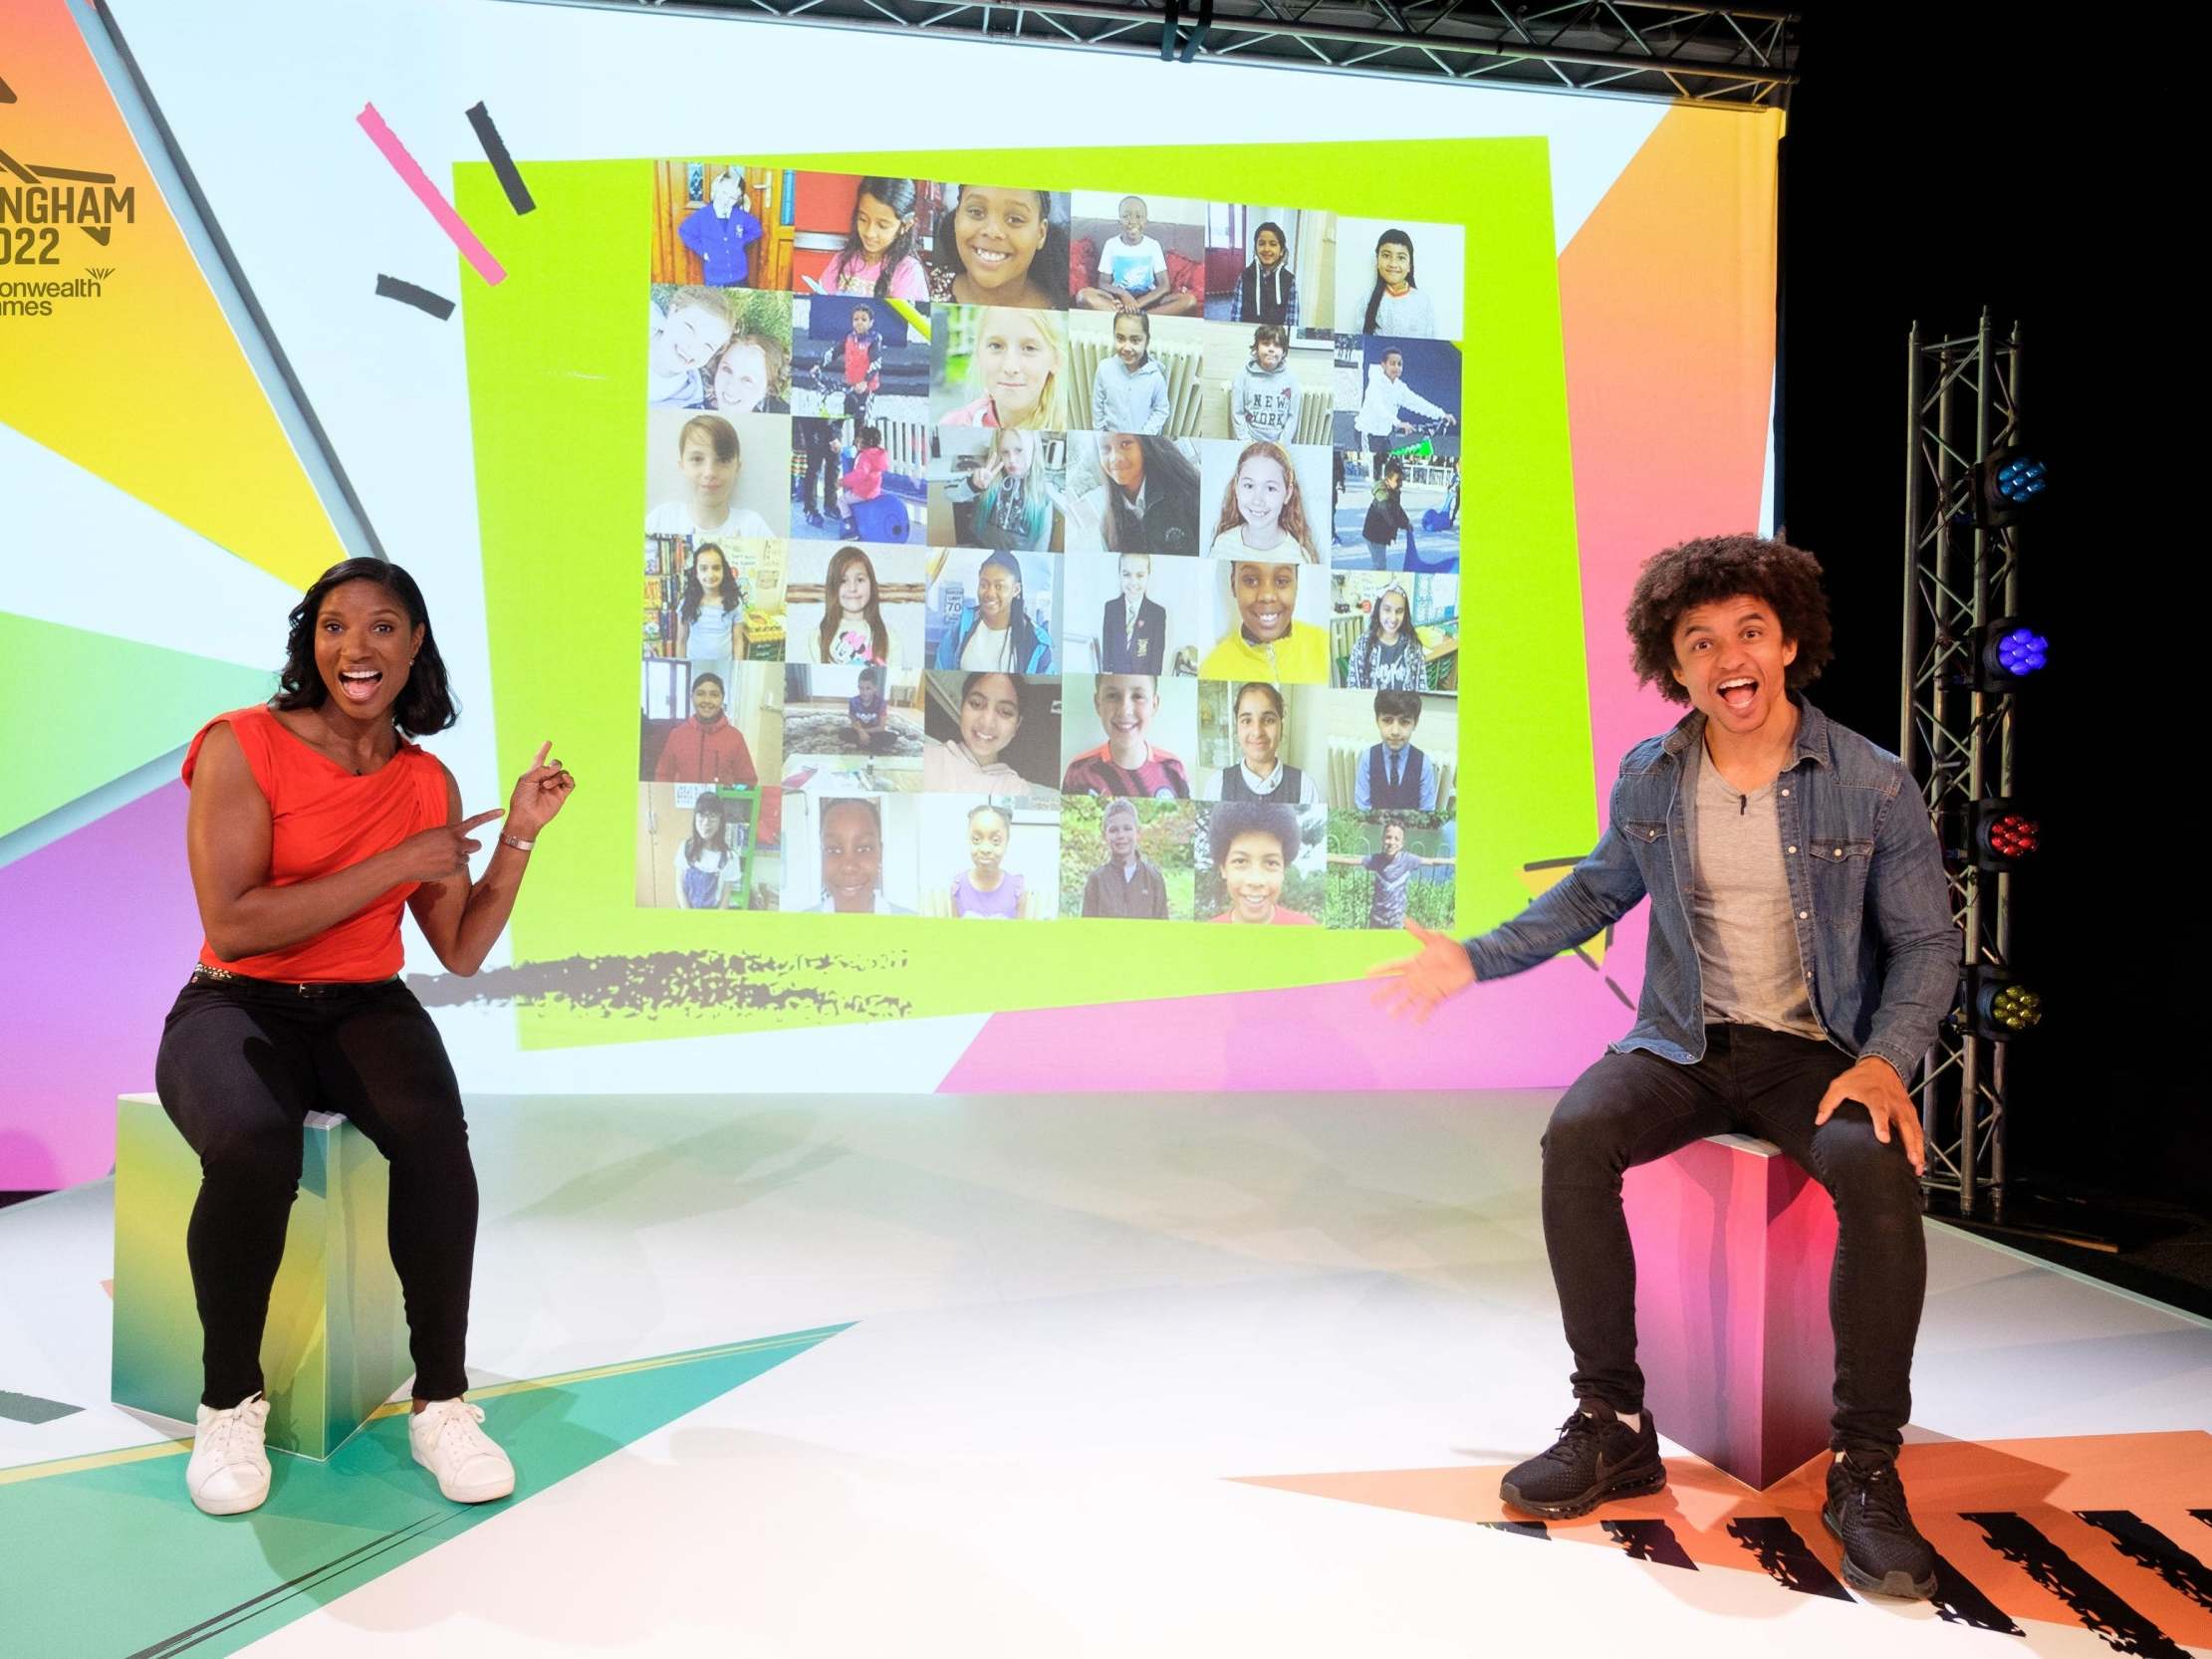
[
  {"left": 408, "top": 1398, "right": 515, "bottom": 1503},
  {"left": 186, "top": 1393, "right": 272, "bottom": 1516}
]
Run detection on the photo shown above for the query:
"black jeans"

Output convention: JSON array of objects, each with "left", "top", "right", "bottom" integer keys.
[
  {"left": 797, "top": 418, "right": 843, "bottom": 516},
  {"left": 153, "top": 973, "right": 478, "bottom": 1407},
  {"left": 1541, "top": 1024, "right": 1926, "bottom": 1456}
]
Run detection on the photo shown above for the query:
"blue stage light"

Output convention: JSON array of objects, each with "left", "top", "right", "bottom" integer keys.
[
  {"left": 1977, "top": 616, "right": 2049, "bottom": 689},
  {"left": 1973, "top": 444, "right": 2049, "bottom": 527}
]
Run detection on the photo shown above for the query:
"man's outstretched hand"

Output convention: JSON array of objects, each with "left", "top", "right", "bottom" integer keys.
[{"left": 1368, "top": 921, "right": 1474, "bottom": 1022}]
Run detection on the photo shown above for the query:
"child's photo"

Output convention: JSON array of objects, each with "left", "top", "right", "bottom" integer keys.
[
  {"left": 781, "top": 792, "right": 921, "bottom": 915},
  {"left": 1066, "top": 310, "right": 1207, "bottom": 438},
  {"left": 1332, "top": 444, "right": 1460, "bottom": 575},
  {"left": 1196, "top": 679, "right": 1329, "bottom": 807},
  {"left": 1332, "top": 218, "right": 1465, "bottom": 341},
  {"left": 1206, "top": 321, "right": 1334, "bottom": 446},
  {"left": 1203, "top": 204, "right": 1335, "bottom": 336},
  {"left": 791, "top": 173, "right": 940, "bottom": 303},
  {"left": 919, "top": 796, "right": 1061, "bottom": 920},
  {"left": 790, "top": 294, "right": 928, "bottom": 544},
  {"left": 643, "top": 534, "right": 786, "bottom": 676},
  {"left": 1059, "top": 672, "right": 1197, "bottom": 800},
  {"left": 1333, "top": 336, "right": 1461, "bottom": 464},
  {"left": 636, "top": 783, "right": 766, "bottom": 911},
  {"left": 1070, "top": 192, "right": 1205, "bottom": 317},
  {"left": 1331, "top": 573, "right": 1458, "bottom": 692},
  {"left": 644, "top": 408, "right": 791, "bottom": 548},
  {"left": 1199, "top": 558, "right": 1332, "bottom": 685},
  {"left": 1198, "top": 439, "right": 1332, "bottom": 565},
  {"left": 926, "top": 548, "right": 1059, "bottom": 673},
  {"left": 1324, "top": 810, "right": 1456, "bottom": 931},
  {"left": 930, "top": 304, "right": 1070, "bottom": 432},
  {"left": 784, "top": 543, "right": 926, "bottom": 669},
  {"left": 782, "top": 664, "right": 924, "bottom": 795},
  {"left": 639, "top": 657, "right": 785, "bottom": 792},
  {"left": 926, "top": 185, "right": 1071, "bottom": 310},
  {"left": 928, "top": 428, "right": 1068, "bottom": 554},
  {"left": 1060, "top": 797, "right": 1196, "bottom": 921},
  {"left": 921, "top": 669, "right": 1064, "bottom": 806},
  {"left": 1059, "top": 432, "right": 1203, "bottom": 560},
  {"left": 1194, "top": 800, "right": 1327, "bottom": 925},
  {"left": 1316, "top": 686, "right": 1459, "bottom": 814},
  {"left": 653, "top": 162, "right": 783, "bottom": 290},
  {"left": 648, "top": 285, "right": 792, "bottom": 414},
  {"left": 1057, "top": 551, "right": 1209, "bottom": 678}
]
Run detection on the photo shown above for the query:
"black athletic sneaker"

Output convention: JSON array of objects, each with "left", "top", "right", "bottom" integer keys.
[
  {"left": 1822, "top": 1452, "right": 1937, "bottom": 1598},
  {"left": 1498, "top": 1401, "right": 1666, "bottom": 1519}
]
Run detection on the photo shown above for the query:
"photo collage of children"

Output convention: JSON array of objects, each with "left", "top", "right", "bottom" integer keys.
[{"left": 640, "top": 164, "right": 1464, "bottom": 928}]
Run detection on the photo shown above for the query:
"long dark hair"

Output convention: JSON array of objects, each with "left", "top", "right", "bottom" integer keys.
[
  {"left": 820, "top": 545, "right": 888, "bottom": 664},
  {"left": 683, "top": 792, "right": 732, "bottom": 865},
  {"left": 1353, "top": 584, "right": 1412, "bottom": 684},
  {"left": 1239, "top": 221, "right": 1293, "bottom": 323},
  {"left": 975, "top": 550, "right": 1046, "bottom": 667},
  {"left": 682, "top": 542, "right": 743, "bottom": 627},
  {"left": 1103, "top": 437, "right": 1201, "bottom": 558},
  {"left": 274, "top": 558, "right": 457, "bottom": 736},
  {"left": 1361, "top": 228, "right": 1416, "bottom": 336},
  {"left": 932, "top": 185, "right": 1071, "bottom": 306},
  {"left": 834, "top": 176, "right": 921, "bottom": 300}
]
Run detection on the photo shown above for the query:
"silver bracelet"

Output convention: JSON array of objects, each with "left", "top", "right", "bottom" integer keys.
[{"left": 500, "top": 831, "right": 536, "bottom": 852}]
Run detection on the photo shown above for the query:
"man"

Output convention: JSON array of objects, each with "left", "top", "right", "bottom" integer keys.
[
  {"left": 1375, "top": 536, "right": 1956, "bottom": 1599},
  {"left": 1081, "top": 799, "right": 1169, "bottom": 919},
  {"left": 653, "top": 671, "right": 758, "bottom": 788}
]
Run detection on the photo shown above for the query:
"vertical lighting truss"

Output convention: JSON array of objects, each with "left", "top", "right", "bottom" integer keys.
[{"left": 1900, "top": 312, "right": 2028, "bottom": 1221}]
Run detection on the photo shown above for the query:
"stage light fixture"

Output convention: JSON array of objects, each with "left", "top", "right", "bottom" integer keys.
[
  {"left": 1971, "top": 799, "right": 2040, "bottom": 869},
  {"left": 1964, "top": 967, "right": 2044, "bottom": 1040},
  {"left": 1973, "top": 444, "right": 2048, "bottom": 527},
  {"left": 1976, "top": 617, "right": 2049, "bottom": 689}
]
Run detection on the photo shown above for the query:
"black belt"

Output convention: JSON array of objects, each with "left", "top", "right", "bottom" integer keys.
[{"left": 190, "top": 963, "right": 398, "bottom": 998}]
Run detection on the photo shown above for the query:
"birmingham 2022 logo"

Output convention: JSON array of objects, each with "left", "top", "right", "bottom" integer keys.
[{"left": 0, "top": 87, "right": 136, "bottom": 320}]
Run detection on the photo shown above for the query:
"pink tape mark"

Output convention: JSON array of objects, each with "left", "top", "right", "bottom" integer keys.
[{"left": 356, "top": 102, "right": 506, "bottom": 286}]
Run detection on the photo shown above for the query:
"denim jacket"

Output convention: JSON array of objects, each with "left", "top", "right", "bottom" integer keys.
[{"left": 1464, "top": 698, "right": 1957, "bottom": 1079}]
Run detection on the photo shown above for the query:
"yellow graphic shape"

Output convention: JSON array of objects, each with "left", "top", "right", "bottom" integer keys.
[
  {"left": 0, "top": 0, "right": 345, "bottom": 591},
  {"left": 1518, "top": 859, "right": 1610, "bottom": 968}
]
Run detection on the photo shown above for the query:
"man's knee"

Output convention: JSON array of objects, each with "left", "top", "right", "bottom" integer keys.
[
  {"left": 1542, "top": 1060, "right": 1652, "bottom": 1176},
  {"left": 1815, "top": 1115, "right": 1920, "bottom": 1217}
]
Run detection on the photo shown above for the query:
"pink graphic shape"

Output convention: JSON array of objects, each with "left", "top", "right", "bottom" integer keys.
[
  {"left": 356, "top": 103, "right": 506, "bottom": 286},
  {"left": 1621, "top": 1133, "right": 1839, "bottom": 1489},
  {"left": 0, "top": 783, "right": 202, "bottom": 1189},
  {"left": 939, "top": 963, "right": 1612, "bottom": 1093}
]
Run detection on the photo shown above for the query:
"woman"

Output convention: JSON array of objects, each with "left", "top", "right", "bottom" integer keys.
[
  {"left": 1346, "top": 584, "right": 1425, "bottom": 690},
  {"left": 159, "top": 558, "right": 574, "bottom": 1517}
]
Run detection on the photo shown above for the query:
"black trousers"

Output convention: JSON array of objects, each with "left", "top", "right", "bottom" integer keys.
[
  {"left": 153, "top": 973, "right": 478, "bottom": 1407},
  {"left": 1541, "top": 1024, "right": 1926, "bottom": 1455},
  {"left": 797, "top": 418, "right": 843, "bottom": 516}
]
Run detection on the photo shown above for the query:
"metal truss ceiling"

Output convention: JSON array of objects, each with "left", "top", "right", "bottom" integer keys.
[{"left": 602, "top": 0, "right": 1798, "bottom": 107}]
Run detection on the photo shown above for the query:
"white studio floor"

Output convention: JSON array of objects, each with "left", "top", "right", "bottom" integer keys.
[{"left": 3, "top": 1089, "right": 2209, "bottom": 1658}]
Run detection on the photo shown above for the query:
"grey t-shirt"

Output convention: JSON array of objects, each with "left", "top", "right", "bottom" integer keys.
[{"left": 1684, "top": 743, "right": 1824, "bottom": 1040}]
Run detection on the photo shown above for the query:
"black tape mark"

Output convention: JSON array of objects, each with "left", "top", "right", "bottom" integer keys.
[
  {"left": 1725, "top": 1517, "right": 1853, "bottom": 1600},
  {"left": 1927, "top": 1547, "right": 2026, "bottom": 1635},
  {"left": 2077, "top": 1512, "right": 2212, "bottom": 1614},
  {"left": 1964, "top": 1512, "right": 2186, "bottom": 1659},
  {"left": 1602, "top": 976, "right": 1634, "bottom": 1009},
  {"left": 2191, "top": 1509, "right": 2212, "bottom": 1535},
  {"left": 405, "top": 948, "right": 914, "bottom": 1022},
  {"left": 1600, "top": 1519, "right": 1696, "bottom": 1568},
  {"left": 464, "top": 101, "right": 534, "bottom": 214},
  {"left": 374, "top": 275, "right": 456, "bottom": 321},
  {"left": 126, "top": 1514, "right": 451, "bottom": 1658},
  {"left": 1476, "top": 1519, "right": 1550, "bottom": 1539},
  {"left": 0, "top": 1388, "right": 82, "bottom": 1425}
]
